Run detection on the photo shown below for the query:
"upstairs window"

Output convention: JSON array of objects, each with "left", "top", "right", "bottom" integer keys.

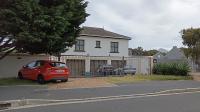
[
  {"left": 95, "top": 41, "right": 101, "bottom": 48},
  {"left": 75, "top": 40, "right": 84, "bottom": 51},
  {"left": 111, "top": 42, "right": 119, "bottom": 53}
]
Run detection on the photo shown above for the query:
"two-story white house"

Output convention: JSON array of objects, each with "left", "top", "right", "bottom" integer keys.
[
  {"left": 60, "top": 26, "right": 131, "bottom": 77},
  {"left": 62, "top": 26, "right": 131, "bottom": 57}
]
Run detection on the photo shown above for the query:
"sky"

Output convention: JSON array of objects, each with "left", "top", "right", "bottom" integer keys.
[{"left": 83, "top": 0, "right": 200, "bottom": 50}]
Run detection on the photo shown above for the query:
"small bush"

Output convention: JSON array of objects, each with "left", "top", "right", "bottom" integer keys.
[{"left": 153, "top": 62, "right": 190, "bottom": 76}]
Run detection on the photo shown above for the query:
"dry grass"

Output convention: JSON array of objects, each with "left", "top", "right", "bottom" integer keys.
[
  {"left": 48, "top": 77, "right": 115, "bottom": 89},
  {"left": 0, "top": 77, "right": 38, "bottom": 86},
  {"left": 106, "top": 75, "right": 193, "bottom": 84}
]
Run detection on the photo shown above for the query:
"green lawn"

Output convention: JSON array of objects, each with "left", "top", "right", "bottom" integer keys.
[
  {"left": 0, "top": 77, "right": 38, "bottom": 86},
  {"left": 106, "top": 74, "right": 193, "bottom": 84}
]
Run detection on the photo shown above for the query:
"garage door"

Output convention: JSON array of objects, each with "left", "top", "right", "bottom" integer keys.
[
  {"left": 111, "top": 60, "right": 126, "bottom": 69},
  {"left": 66, "top": 59, "right": 85, "bottom": 77},
  {"left": 90, "top": 60, "right": 107, "bottom": 75}
]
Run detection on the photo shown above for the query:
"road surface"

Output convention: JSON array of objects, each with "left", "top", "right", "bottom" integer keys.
[{"left": 1, "top": 80, "right": 200, "bottom": 112}]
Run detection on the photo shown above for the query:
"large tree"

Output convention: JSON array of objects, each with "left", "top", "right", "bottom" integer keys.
[
  {"left": 131, "top": 47, "right": 145, "bottom": 56},
  {"left": 129, "top": 47, "right": 158, "bottom": 56},
  {"left": 143, "top": 49, "right": 158, "bottom": 56},
  {"left": 0, "top": 0, "right": 89, "bottom": 59},
  {"left": 181, "top": 28, "right": 200, "bottom": 63}
]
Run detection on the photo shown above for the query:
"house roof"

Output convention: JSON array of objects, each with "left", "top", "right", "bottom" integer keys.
[
  {"left": 153, "top": 52, "right": 165, "bottom": 59},
  {"left": 80, "top": 26, "right": 131, "bottom": 40},
  {"left": 163, "top": 46, "right": 187, "bottom": 60}
]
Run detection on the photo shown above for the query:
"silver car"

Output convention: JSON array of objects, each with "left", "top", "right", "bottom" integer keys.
[
  {"left": 114, "top": 65, "right": 136, "bottom": 75},
  {"left": 123, "top": 65, "right": 136, "bottom": 75},
  {"left": 97, "top": 65, "right": 115, "bottom": 76}
]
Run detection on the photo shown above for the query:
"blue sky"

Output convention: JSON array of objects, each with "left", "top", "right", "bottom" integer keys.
[{"left": 83, "top": 0, "right": 200, "bottom": 50}]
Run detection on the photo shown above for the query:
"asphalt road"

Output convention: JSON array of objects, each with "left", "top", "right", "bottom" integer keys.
[
  {"left": 1, "top": 80, "right": 200, "bottom": 101},
  {"left": 3, "top": 91, "right": 200, "bottom": 112}
]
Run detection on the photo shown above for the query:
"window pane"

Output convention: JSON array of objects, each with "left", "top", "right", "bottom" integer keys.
[
  {"left": 35, "top": 61, "right": 44, "bottom": 67},
  {"left": 96, "top": 41, "right": 100, "bottom": 47},
  {"left": 111, "top": 42, "right": 119, "bottom": 53},
  {"left": 80, "top": 40, "right": 84, "bottom": 45},
  {"left": 50, "top": 62, "right": 67, "bottom": 68},
  {"left": 111, "top": 43, "right": 114, "bottom": 47},
  {"left": 111, "top": 47, "right": 114, "bottom": 52},
  {"left": 75, "top": 40, "right": 84, "bottom": 51},
  {"left": 27, "top": 61, "right": 36, "bottom": 68}
]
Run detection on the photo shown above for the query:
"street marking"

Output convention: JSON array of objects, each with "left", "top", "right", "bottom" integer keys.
[
  {"left": 1, "top": 88, "right": 200, "bottom": 112},
  {"left": 5, "top": 87, "right": 200, "bottom": 104}
]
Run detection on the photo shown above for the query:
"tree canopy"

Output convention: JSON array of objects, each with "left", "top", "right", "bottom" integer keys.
[
  {"left": 181, "top": 28, "right": 200, "bottom": 62},
  {"left": 129, "top": 47, "right": 158, "bottom": 56},
  {"left": 0, "top": 0, "right": 89, "bottom": 59}
]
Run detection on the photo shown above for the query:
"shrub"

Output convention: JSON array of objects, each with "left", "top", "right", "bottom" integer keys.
[{"left": 153, "top": 62, "right": 190, "bottom": 76}]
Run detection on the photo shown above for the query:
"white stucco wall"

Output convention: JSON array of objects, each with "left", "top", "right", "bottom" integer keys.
[
  {"left": 62, "top": 36, "right": 129, "bottom": 57},
  {"left": 0, "top": 55, "right": 49, "bottom": 78},
  {"left": 127, "top": 56, "right": 153, "bottom": 75}
]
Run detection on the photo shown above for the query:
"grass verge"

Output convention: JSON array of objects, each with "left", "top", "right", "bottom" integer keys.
[
  {"left": 106, "top": 74, "right": 193, "bottom": 84},
  {"left": 0, "top": 77, "right": 38, "bottom": 86}
]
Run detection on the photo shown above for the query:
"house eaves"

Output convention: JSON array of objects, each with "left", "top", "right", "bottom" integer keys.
[{"left": 80, "top": 26, "right": 132, "bottom": 40}]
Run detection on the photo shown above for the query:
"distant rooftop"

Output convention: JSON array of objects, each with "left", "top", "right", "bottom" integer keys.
[{"left": 80, "top": 26, "right": 131, "bottom": 40}]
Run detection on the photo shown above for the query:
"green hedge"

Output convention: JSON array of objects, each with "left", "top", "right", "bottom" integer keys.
[{"left": 153, "top": 62, "right": 190, "bottom": 76}]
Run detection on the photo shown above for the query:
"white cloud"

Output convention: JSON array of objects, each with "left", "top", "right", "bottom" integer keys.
[{"left": 84, "top": 0, "right": 200, "bottom": 50}]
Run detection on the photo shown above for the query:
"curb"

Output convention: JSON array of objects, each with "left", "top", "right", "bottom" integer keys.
[{"left": 1, "top": 87, "right": 200, "bottom": 111}]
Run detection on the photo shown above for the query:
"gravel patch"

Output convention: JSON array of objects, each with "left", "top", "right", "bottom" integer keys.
[
  {"left": 190, "top": 72, "right": 200, "bottom": 81},
  {"left": 48, "top": 77, "right": 116, "bottom": 90}
]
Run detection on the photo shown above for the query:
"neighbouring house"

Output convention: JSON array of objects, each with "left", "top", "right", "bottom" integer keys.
[
  {"left": 153, "top": 52, "right": 165, "bottom": 63},
  {"left": 153, "top": 46, "right": 188, "bottom": 63},
  {"left": 157, "top": 48, "right": 168, "bottom": 54},
  {"left": 153, "top": 46, "right": 200, "bottom": 72}
]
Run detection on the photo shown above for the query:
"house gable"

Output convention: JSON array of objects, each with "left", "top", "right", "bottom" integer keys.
[{"left": 157, "top": 46, "right": 188, "bottom": 63}]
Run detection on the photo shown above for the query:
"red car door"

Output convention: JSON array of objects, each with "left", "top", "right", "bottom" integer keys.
[
  {"left": 29, "top": 67, "right": 40, "bottom": 80},
  {"left": 30, "top": 61, "right": 44, "bottom": 80},
  {"left": 25, "top": 61, "right": 37, "bottom": 80},
  {"left": 21, "top": 66, "right": 30, "bottom": 79}
]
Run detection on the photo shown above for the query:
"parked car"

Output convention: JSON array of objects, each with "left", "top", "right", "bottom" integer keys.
[
  {"left": 97, "top": 65, "right": 115, "bottom": 76},
  {"left": 123, "top": 65, "right": 136, "bottom": 75},
  {"left": 114, "top": 65, "right": 136, "bottom": 75},
  {"left": 18, "top": 60, "right": 70, "bottom": 84},
  {"left": 114, "top": 68, "right": 124, "bottom": 75}
]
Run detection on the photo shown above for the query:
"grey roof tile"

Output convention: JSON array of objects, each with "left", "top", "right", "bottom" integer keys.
[{"left": 80, "top": 26, "right": 131, "bottom": 40}]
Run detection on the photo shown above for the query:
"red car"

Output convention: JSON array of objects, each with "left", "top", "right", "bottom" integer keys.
[{"left": 18, "top": 60, "right": 70, "bottom": 84}]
